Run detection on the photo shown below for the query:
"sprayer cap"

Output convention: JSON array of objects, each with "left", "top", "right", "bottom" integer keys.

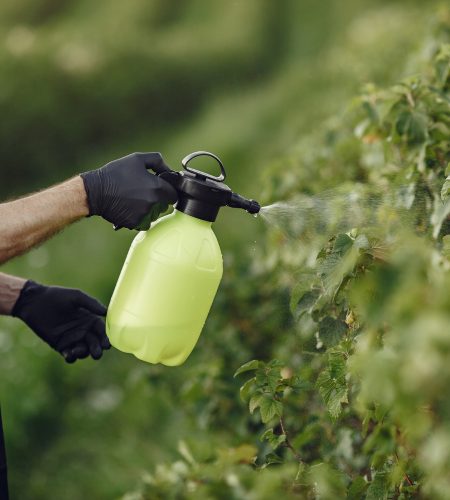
[
  {"left": 158, "top": 151, "right": 260, "bottom": 222},
  {"left": 162, "top": 152, "right": 230, "bottom": 222}
]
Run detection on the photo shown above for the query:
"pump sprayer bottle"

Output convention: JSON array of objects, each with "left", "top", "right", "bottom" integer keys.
[{"left": 106, "top": 151, "right": 260, "bottom": 366}]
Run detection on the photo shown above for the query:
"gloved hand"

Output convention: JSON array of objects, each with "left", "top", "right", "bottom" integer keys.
[
  {"left": 12, "top": 281, "right": 110, "bottom": 363},
  {"left": 80, "top": 152, "right": 178, "bottom": 230}
]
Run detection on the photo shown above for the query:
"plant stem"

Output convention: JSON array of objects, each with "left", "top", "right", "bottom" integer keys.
[
  {"left": 394, "top": 452, "right": 414, "bottom": 487},
  {"left": 280, "top": 416, "right": 304, "bottom": 464}
]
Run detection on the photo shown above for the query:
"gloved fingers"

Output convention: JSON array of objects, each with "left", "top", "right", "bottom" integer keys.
[
  {"left": 154, "top": 176, "right": 178, "bottom": 205},
  {"left": 57, "top": 332, "right": 84, "bottom": 352},
  {"left": 54, "top": 318, "right": 89, "bottom": 351},
  {"left": 134, "top": 212, "right": 153, "bottom": 232},
  {"left": 92, "top": 317, "right": 111, "bottom": 350},
  {"left": 135, "top": 152, "right": 171, "bottom": 175},
  {"left": 150, "top": 203, "right": 169, "bottom": 222},
  {"left": 62, "top": 342, "right": 89, "bottom": 364},
  {"left": 61, "top": 348, "right": 75, "bottom": 364},
  {"left": 86, "top": 332, "right": 103, "bottom": 360},
  {"left": 72, "top": 291, "right": 107, "bottom": 316},
  {"left": 135, "top": 203, "right": 169, "bottom": 231}
]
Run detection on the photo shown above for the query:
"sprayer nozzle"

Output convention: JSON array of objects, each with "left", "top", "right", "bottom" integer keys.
[
  {"left": 228, "top": 193, "right": 261, "bottom": 215},
  {"left": 247, "top": 199, "right": 261, "bottom": 214}
]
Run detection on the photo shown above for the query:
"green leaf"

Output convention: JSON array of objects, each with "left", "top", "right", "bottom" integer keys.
[
  {"left": 268, "top": 359, "right": 284, "bottom": 369},
  {"left": 234, "top": 360, "right": 261, "bottom": 377},
  {"left": 292, "top": 289, "right": 321, "bottom": 320},
  {"left": 317, "top": 352, "right": 348, "bottom": 419},
  {"left": 239, "top": 377, "right": 256, "bottom": 402},
  {"left": 317, "top": 371, "right": 348, "bottom": 419},
  {"left": 259, "top": 396, "right": 283, "bottom": 423},
  {"left": 328, "top": 350, "right": 348, "bottom": 379},
  {"left": 264, "top": 453, "right": 284, "bottom": 466},
  {"left": 362, "top": 99, "right": 380, "bottom": 124},
  {"left": 347, "top": 476, "right": 368, "bottom": 500},
  {"left": 255, "top": 365, "right": 282, "bottom": 393},
  {"left": 441, "top": 176, "right": 450, "bottom": 201},
  {"left": 260, "top": 429, "right": 286, "bottom": 449},
  {"left": 318, "top": 236, "right": 363, "bottom": 298},
  {"left": 249, "top": 394, "right": 263, "bottom": 414},
  {"left": 333, "top": 234, "right": 354, "bottom": 255},
  {"left": 267, "top": 370, "right": 282, "bottom": 393},
  {"left": 395, "top": 110, "right": 428, "bottom": 144},
  {"left": 366, "top": 471, "right": 390, "bottom": 500},
  {"left": 318, "top": 317, "right": 348, "bottom": 347},
  {"left": 289, "top": 275, "right": 315, "bottom": 314}
]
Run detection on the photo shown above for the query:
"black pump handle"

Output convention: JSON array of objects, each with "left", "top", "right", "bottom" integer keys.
[{"left": 181, "top": 151, "right": 227, "bottom": 182}]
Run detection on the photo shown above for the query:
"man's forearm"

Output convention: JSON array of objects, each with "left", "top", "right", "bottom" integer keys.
[
  {"left": 0, "top": 176, "right": 88, "bottom": 264},
  {"left": 0, "top": 273, "right": 26, "bottom": 315}
]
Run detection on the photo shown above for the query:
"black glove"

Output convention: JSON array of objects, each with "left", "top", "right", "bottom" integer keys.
[
  {"left": 12, "top": 281, "right": 111, "bottom": 363},
  {"left": 80, "top": 152, "right": 178, "bottom": 230}
]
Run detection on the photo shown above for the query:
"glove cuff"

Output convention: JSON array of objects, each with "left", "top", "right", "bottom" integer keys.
[
  {"left": 79, "top": 170, "right": 102, "bottom": 217},
  {"left": 11, "top": 280, "right": 43, "bottom": 319}
]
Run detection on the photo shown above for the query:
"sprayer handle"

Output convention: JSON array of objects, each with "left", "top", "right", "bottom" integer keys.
[{"left": 182, "top": 151, "right": 227, "bottom": 182}]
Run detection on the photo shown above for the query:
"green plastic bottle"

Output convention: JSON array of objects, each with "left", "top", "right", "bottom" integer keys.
[{"left": 106, "top": 151, "right": 260, "bottom": 366}]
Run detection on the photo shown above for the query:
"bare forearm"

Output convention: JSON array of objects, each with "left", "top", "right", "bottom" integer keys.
[
  {"left": 0, "top": 176, "right": 88, "bottom": 264},
  {"left": 0, "top": 273, "right": 26, "bottom": 315}
]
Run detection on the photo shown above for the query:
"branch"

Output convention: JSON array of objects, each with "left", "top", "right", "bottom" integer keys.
[
  {"left": 394, "top": 452, "right": 413, "bottom": 487},
  {"left": 279, "top": 416, "right": 304, "bottom": 464}
]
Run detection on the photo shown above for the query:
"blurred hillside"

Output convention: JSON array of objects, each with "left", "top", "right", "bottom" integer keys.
[
  {"left": 0, "top": 0, "right": 445, "bottom": 498},
  {"left": 0, "top": 0, "right": 437, "bottom": 246}
]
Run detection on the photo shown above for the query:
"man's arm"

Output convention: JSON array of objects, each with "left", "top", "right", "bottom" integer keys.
[
  {"left": 0, "top": 177, "right": 88, "bottom": 265},
  {"left": 0, "top": 152, "right": 178, "bottom": 363},
  {"left": 0, "top": 273, "right": 26, "bottom": 315},
  {"left": 0, "top": 272, "right": 111, "bottom": 363},
  {"left": 0, "top": 152, "right": 178, "bottom": 265}
]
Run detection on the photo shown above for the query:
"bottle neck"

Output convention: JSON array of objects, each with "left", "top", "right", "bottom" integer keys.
[{"left": 173, "top": 209, "right": 213, "bottom": 227}]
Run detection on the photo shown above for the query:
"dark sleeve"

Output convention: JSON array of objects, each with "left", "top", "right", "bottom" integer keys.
[{"left": 0, "top": 407, "right": 9, "bottom": 500}]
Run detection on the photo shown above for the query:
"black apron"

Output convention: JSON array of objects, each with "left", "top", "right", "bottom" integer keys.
[{"left": 0, "top": 408, "right": 8, "bottom": 500}]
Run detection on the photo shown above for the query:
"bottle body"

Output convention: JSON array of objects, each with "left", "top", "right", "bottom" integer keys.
[{"left": 106, "top": 210, "right": 223, "bottom": 366}]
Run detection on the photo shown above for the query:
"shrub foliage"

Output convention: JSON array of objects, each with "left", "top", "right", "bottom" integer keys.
[{"left": 128, "top": 10, "right": 450, "bottom": 500}]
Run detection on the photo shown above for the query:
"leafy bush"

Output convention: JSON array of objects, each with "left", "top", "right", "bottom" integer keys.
[
  {"left": 1, "top": 2, "right": 448, "bottom": 499},
  {"left": 126, "top": 8, "right": 450, "bottom": 499}
]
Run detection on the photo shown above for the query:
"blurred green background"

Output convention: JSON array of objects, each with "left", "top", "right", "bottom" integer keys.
[{"left": 0, "top": 0, "right": 444, "bottom": 498}]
